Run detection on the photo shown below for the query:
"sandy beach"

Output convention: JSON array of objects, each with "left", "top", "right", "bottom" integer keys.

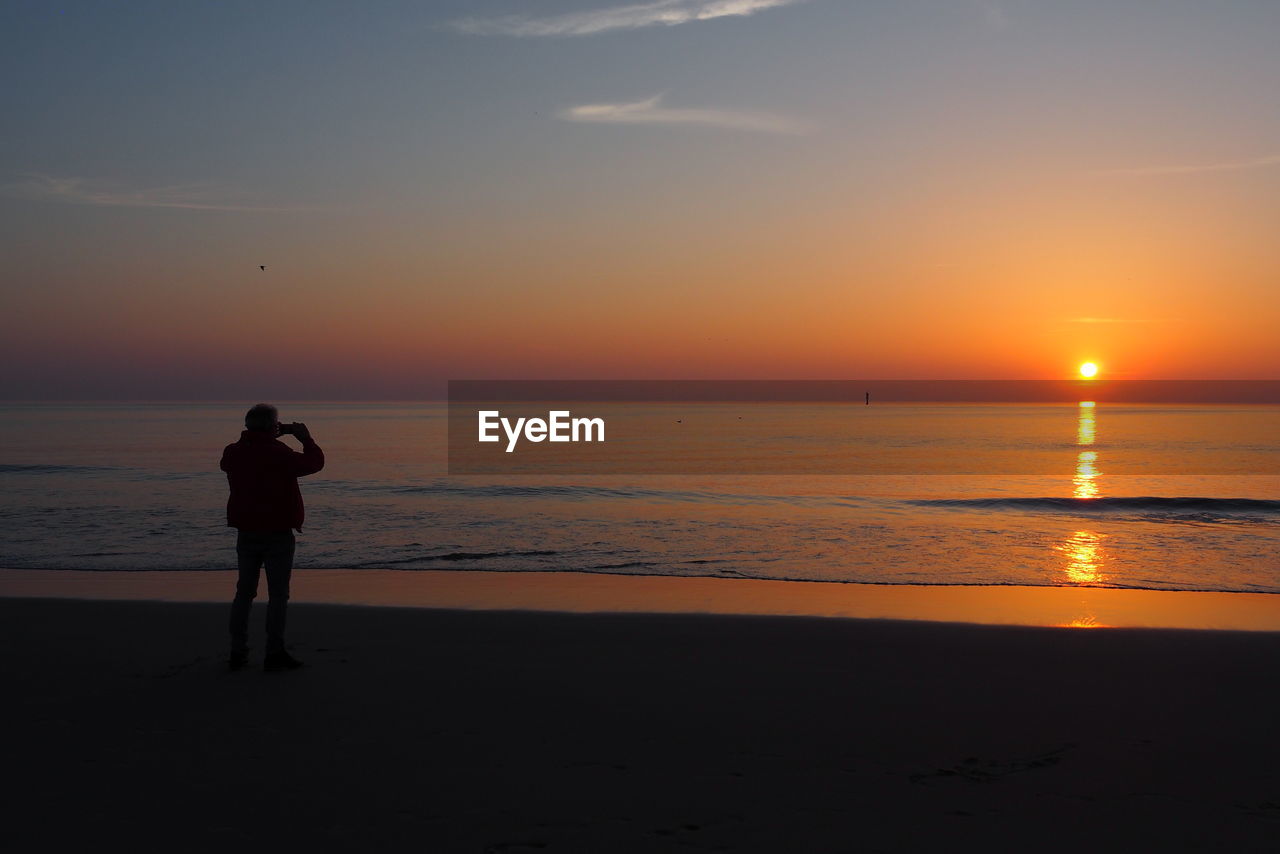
[{"left": 4, "top": 590, "right": 1277, "bottom": 852}]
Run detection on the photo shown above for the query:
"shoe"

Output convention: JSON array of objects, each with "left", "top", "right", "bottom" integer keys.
[
  {"left": 228, "top": 650, "right": 249, "bottom": 671},
  {"left": 263, "top": 651, "right": 305, "bottom": 672}
]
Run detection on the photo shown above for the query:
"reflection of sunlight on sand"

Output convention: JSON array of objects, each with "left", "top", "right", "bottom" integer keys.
[{"left": 1059, "top": 614, "right": 1109, "bottom": 629}]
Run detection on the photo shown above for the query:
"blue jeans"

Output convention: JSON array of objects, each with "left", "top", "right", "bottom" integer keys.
[{"left": 229, "top": 530, "right": 295, "bottom": 656}]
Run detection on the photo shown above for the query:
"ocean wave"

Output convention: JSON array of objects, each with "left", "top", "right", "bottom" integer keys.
[
  {"left": 322, "top": 479, "right": 1280, "bottom": 521},
  {"left": 0, "top": 463, "right": 124, "bottom": 474},
  {"left": 909, "top": 496, "right": 1280, "bottom": 518},
  {"left": 5, "top": 563, "right": 1272, "bottom": 594},
  {"left": 4, "top": 562, "right": 1274, "bottom": 595},
  {"left": 333, "top": 480, "right": 867, "bottom": 508},
  {"left": 349, "top": 549, "right": 560, "bottom": 567},
  {"left": 390, "top": 483, "right": 725, "bottom": 502},
  {"left": 425, "top": 567, "right": 1277, "bottom": 595}
]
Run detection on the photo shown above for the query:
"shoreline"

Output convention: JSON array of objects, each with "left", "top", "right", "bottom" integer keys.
[{"left": 2, "top": 567, "right": 1277, "bottom": 631}]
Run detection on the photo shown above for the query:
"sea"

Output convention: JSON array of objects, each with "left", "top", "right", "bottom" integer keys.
[{"left": 0, "top": 401, "right": 1277, "bottom": 594}]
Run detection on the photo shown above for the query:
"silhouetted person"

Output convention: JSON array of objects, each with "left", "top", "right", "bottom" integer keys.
[{"left": 221, "top": 403, "right": 324, "bottom": 672}]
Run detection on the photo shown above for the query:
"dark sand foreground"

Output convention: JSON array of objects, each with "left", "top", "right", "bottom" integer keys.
[{"left": 4, "top": 598, "right": 1278, "bottom": 852}]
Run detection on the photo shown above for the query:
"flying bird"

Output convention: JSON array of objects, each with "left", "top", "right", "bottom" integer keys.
[{"left": 259, "top": 265, "right": 266, "bottom": 271}]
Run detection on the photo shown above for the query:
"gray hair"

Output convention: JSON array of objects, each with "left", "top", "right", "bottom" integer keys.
[{"left": 244, "top": 403, "right": 279, "bottom": 433}]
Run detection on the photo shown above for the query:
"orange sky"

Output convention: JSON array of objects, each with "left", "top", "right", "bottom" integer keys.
[{"left": 3, "top": 2, "right": 1277, "bottom": 398}]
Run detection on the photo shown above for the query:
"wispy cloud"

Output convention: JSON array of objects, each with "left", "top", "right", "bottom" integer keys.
[
  {"left": 560, "top": 95, "right": 812, "bottom": 134},
  {"left": 5, "top": 174, "right": 306, "bottom": 212},
  {"left": 451, "top": 0, "right": 805, "bottom": 37},
  {"left": 1093, "top": 152, "right": 1280, "bottom": 177},
  {"left": 1065, "top": 317, "right": 1172, "bottom": 324}
]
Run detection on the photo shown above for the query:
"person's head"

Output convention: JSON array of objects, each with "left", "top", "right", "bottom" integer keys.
[{"left": 244, "top": 403, "right": 279, "bottom": 434}]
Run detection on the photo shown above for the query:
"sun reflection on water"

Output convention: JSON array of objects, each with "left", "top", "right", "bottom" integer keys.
[
  {"left": 1059, "top": 530, "right": 1107, "bottom": 585},
  {"left": 1076, "top": 400, "right": 1096, "bottom": 445},
  {"left": 1073, "top": 401, "right": 1100, "bottom": 500},
  {"left": 1059, "top": 402, "right": 1108, "bottom": 602},
  {"left": 1074, "top": 450, "right": 1100, "bottom": 499}
]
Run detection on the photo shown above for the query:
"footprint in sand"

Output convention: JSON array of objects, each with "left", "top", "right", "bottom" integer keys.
[{"left": 909, "top": 744, "right": 1075, "bottom": 785}]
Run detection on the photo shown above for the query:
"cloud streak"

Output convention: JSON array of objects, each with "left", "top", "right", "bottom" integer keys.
[
  {"left": 1064, "top": 317, "right": 1172, "bottom": 325},
  {"left": 560, "top": 95, "right": 812, "bottom": 135},
  {"left": 6, "top": 174, "right": 306, "bottom": 212},
  {"left": 451, "top": 0, "right": 805, "bottom": 37},
  {"left": 1093, "top": 152, "right": 1280, "bottom": 177}
]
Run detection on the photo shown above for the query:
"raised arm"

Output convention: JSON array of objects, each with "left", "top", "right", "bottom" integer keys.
[{"left": 287, "top": 423, "right": 325, "bottom": 477}]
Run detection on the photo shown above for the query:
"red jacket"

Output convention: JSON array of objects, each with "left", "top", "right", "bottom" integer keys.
[{"left": 220, "top": 430, "right": 325, "bottom": 532}]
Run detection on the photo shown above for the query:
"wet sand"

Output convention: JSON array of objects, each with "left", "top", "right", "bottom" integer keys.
[
  {"left": 3, "top": 567, "right": 1279, "bottom": 630},
  {"left": 3, "top": 595, "right": 1277, "bottom": 851}
]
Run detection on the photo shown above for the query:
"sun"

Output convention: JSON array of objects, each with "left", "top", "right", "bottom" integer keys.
[{"left": 1079, "top": 362, "right": 1099, "bottom": 379}]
